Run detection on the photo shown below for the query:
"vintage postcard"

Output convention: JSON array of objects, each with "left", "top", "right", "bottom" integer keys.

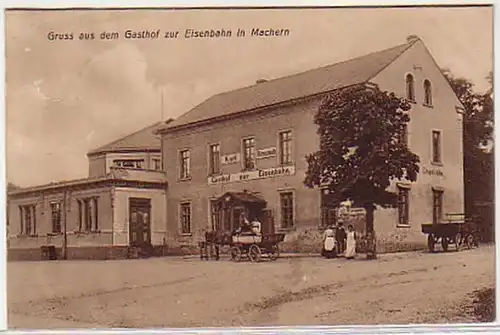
[{"left": 4, "top": 5, "right": 495, "bottom": 330}]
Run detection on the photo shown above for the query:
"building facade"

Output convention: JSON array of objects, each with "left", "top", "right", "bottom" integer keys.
[
  {"left": 7, "top": 122, "right": 169, "bottom": 260},
  {"left": 157, "top": 36, "right": 465, "bottom": 252}
]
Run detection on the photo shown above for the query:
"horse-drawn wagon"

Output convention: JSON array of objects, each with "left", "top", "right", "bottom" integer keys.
[
  {"left": 199, "top": 190, "right": 286, "bottom": 262},
  {"left": 421, "top": 213, "right": 478, "bottom": 253}
]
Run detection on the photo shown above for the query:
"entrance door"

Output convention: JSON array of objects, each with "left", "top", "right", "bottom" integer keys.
[{"left": 129, "top": 197, "right": 152, "bottom": 246}]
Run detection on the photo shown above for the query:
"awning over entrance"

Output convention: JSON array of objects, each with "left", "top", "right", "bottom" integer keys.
[{"left": 215, "top": 191, "right": 267, "bottom": 207}]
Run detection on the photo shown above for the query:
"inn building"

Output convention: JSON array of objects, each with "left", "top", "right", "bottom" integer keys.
[
  {"left": 156, "top": 35, "right": 465, "bottom": 250},
  {"left": 7, "top": 35, "right": 466, "bottom": 259}
]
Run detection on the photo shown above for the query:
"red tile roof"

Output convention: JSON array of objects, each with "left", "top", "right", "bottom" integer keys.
[
  {"left": 159, "top": 41, "right": 413, "bottom": 133},
  {"left": 88, "top": 121, "right": 169, "bottom": 156}
]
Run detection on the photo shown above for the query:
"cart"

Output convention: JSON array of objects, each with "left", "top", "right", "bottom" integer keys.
[
  {"left": 199, "top": 190, "right": 280, "bottom": 261},
  {"left": 229, "top": 232, "right": 285, "bottom": 262},
  {"left": 421, "top": 213, "right": 478, "bottom": 253}
]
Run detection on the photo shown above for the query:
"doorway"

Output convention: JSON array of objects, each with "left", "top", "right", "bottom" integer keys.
[{"left": 129, "top": 197, "right": 152, "bottom": 247}]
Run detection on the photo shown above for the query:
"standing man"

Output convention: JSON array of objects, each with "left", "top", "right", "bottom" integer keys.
[{"left": 336, "top": 221, "right": 347, "bottom": 254}]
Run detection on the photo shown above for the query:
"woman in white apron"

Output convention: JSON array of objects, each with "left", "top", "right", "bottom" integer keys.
[
  {"left": 322, "top": 225, "right": 337, "bottom": 259},
  {"left": 345, "top": 224, "right": 356, "bottom": 259}
]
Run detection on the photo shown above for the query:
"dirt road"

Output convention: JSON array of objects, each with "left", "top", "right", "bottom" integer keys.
[{"left": 8, "top": 245, "right": 495, "bottom": 328}]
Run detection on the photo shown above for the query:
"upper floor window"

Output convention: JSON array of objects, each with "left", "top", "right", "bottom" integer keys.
[
  {"left": 180, "top": 149, "right": 191, "bottom": 179},
  {"left": 424, "top": 79, "right": 433, "bottom": 106},
  {"left": 113, "top": 159, "right": 144, "bottom": 169},
  {"left": 209, "top": 144, "right": 221, "bottom": 175},
  {"left": 406, "top": 74, "right": 415, "bottom": 101},
  {"left": 279, "top": 130, "right": 293, "bottom": 165},
  {"left": 51, "top": 202, "right": 62, "bottom": 233},
  {"left": 242, "top": 137, "right": 256, "bottom": 170},
  {"left": 432, "top": 130, "right": 442, "bottom": 164}
]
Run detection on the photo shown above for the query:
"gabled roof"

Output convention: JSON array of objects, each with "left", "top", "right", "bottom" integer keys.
[
  {"left": 158, "top": 41, "right": 414, "bottom": 133},
  {"left": 88, "top": 120, "right": 171, "bottom": 156}
]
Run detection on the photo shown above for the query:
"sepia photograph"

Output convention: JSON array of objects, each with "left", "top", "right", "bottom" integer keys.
[{"left": 4, "top": 5, "right": 495, "bottom": 330}]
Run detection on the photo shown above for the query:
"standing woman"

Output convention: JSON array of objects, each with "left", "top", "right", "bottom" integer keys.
[
  {"left": 322, "top": 225, "right": 337, "bottom": 259},
  {"left": 345, "top": 224, "right": 356, "bottom": 259}
]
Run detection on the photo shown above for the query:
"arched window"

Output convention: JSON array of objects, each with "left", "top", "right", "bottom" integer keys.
[
  {"left": 406, "top": 74, "right": 415, "bottom": 101},
  {"left": 424, "top": 79, "right": 432, "bottom": 106}
]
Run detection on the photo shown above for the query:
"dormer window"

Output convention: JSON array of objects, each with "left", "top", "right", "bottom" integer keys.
[
  {"left": 424, "top": 79, "right": 433, "bottom": 106},
  {"left": 406, "top": 74, "right": 415, "bottom": 102}
]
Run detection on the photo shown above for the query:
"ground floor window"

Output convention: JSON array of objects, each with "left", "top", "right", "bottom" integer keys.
[
  {"left": 77, "top": 197, "right": 99, "bottom": 232},
  {"left": 279, "top": 191, "right": 294, "bottom": 229},
  {"left": 19, "top": 204, "right": 36, "bottom": 236},
  {"left": 50, "top": 202, "right": 62, "bottom": 233},
  {"left": 180, "top": 202, "right": 192, "bottom": 234},
  {"left": 397, "top": 186, "right": 410, "bottom": 226},
  {"left": 320, "top": 190, "right": 337, "bottom": 228},
  {"left": 210, "top": 200, "right": 221, "bottom": 231},
  {"left": 432, "top": 188, "right": 444, "bottom": 224}
]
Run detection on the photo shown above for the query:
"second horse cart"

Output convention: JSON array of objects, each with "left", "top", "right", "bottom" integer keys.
[{"left": 421, "top": 213, "right": 478, "bottom": 253}]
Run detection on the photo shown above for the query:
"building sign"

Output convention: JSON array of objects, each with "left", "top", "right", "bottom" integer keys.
[
  {"left": 208, "top": 166, "right": 295, "bottom": 185},
  {"left": 221, "top": 153, "right": 240, "bottom": 165},
  {"left": 422, "top": 167, "right": 444, "bottom": 177},
  {"left": 257, "top": 147, "right": 277, "bottom": 159}
]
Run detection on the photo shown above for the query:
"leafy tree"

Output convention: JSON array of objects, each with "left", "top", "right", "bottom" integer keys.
[
  {"left": 304, "top": 84, "right": 420, "bottom": 257},
  {"left": 442, "top": 69, "right": 494, "bottom": 241}
]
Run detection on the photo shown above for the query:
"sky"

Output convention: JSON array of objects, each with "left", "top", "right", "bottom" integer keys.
[{"left": 5, "top": 6, "right": 493, "bottom": 187}]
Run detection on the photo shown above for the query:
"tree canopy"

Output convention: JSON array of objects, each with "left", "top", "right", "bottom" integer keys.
[{"left": 304, "top": 84, "right": 421, "bottom": 225}]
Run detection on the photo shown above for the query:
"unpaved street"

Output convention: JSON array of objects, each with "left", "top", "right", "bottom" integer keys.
[{"left": 8, "top": 245, "right": 495, "bottom": 328}]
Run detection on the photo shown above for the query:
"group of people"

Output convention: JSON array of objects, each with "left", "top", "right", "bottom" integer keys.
[{"left": 322, "top": 222, "right": 356, "bottom": 259}]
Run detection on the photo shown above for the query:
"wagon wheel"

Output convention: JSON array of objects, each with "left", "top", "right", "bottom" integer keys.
[
  {"left": 230, "top": 246, "right": 242, "bottom": 262},
  {"left": 454, "top": 233, "right": 462, "bottom": 251},
  {"left": 248, "top": 244, "right": 262, "bottom": 263},
  {"left": 441, "top": 237, "right": 449, "bottom": 252},
  {"left": 465, "top": 234, "right": 475, "bottom": 249},
  {"left": 269, "top": 244, "right": 280, "bottom": 261},
  {"left": 427, "top": 234, "right": 435, "bottom": 253}
]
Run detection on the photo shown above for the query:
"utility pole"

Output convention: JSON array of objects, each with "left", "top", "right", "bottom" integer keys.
[
  {"left": 62, "top": 190, "right": 69, "bottom": 260},
  {"left": 160, "top": 87, "right": 164, "bottom": 121}
]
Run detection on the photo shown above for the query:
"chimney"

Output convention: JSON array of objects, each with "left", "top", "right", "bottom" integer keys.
[
  {"left": 406, "top": 35, "right": 420, "bottom": 44},
  {"left": 256, "top": 79, "right": 268, "bottom": 84}
]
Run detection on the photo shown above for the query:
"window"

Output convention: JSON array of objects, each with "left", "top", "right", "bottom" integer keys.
[
  {"left": 180, "top": 202, "right": 192, "bottom": 234},
  {"left": 113, "top": 159, "right": 144, "bottom": 169},
  {"left": 398, "top": 124, "right": 408, "bottom": 146},
  {"left": 153, "top": 158, "right": 161, "bottom": 171},
  {"left": 424, "top": 79, "right": 433, "bottom": 106},
  {"left": 406, "top": 74, "right": 415, "bottom": 101},
  {"left": 51, "top": 202, "right": 62, "bottom": 233},
  {"left": 279, "top": 131, "right": 293, "bottom": 165},
  {"left": 242, "top": 137, "right": 256, "bottom": 170},
  {"left": 432, "top": 189, "right": 444, "bottom": 224},
  {"left": 320, "top": 191, "right": 336, "bottom": 228},
  {"left": 78, "top": 197, "right": 99, "bottom": 232},
  {"left": 397, "top": 187, "right": 410, "bottom": 226},
  {"left": 19, "top": 205, "right": 36, "bottom": 236},
  {"left": 180, "top": 150, "right": 191, "bottom": 179},
  {"left": 209, "top": 144, "right": 221, "bottom": 175},
  {"left": 432, "top": 130, "right": 442, "bottom": 164},
  {"left": 279, "top": 192, "right": 294, "bottom": 229},
  {"left": 210, "top": 200, "right": 221, "bottom": 231}
]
